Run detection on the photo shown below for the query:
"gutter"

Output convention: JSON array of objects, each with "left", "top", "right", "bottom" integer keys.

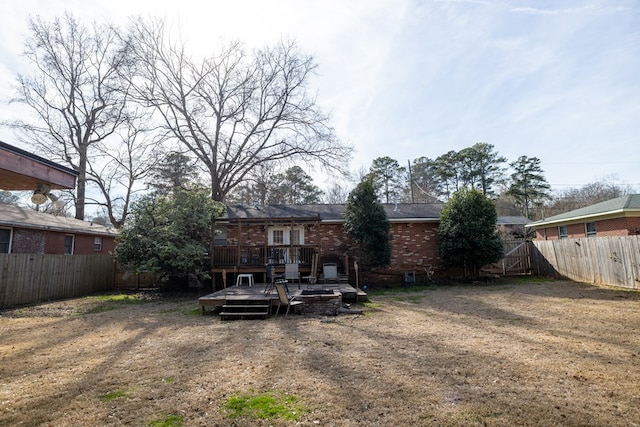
[{"left": 526, "top": 208, "right": 640, "bottom": 228}]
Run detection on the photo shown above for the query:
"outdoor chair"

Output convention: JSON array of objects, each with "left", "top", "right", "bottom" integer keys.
[
  {"left": 302, "top": 251, "right": 319, "bottom": 288},
  {"left": 275, "top": 283, "right": 304, "bottom": 316},
  {"left": 322, "top": 263, "right": 339, "bottom": 283},
  {"left": 284, "top": 263, "right": 301, "bottom": 289}
]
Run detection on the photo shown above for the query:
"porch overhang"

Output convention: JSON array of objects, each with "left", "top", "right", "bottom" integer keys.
[{"left": 0, "top": 141, "right": 77, "bottom": 190}]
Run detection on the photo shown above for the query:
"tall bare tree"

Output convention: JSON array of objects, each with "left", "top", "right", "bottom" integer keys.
[
  {"left": 6, "top": 13, "right": 155, "bottom": 225},
  {"left": 126, "top": 18, "right": 352, "bottom": 202}
]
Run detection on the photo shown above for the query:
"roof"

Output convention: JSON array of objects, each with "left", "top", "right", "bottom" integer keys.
[
  {"left": 223, "top": 203, "right": 445, "bottom": 222},
  {"left": 0, "top": 141, "right": 78, "bottom": 190},
  {"left": 497, "top": 216, "right": 531, "bottom": 226},
  {"left": 526, "top": 194, "right": 640, "bottom": 228},
  {"left": 0, "top": 203, "right": 117, "bottom": 237}
]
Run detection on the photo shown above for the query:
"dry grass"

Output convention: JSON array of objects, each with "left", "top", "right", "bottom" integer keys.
[{"left": 1, "top": 279, "right": 640, "bottom": 426}]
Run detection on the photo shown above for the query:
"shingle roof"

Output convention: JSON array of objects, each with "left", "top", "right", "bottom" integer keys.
[
  {"left": 496, "top": 216, "right": 531, "bottom": 226},
  {"left": 0, "top": 203, "right": 117, "bottom": 236},
  {"left": 223, "top": 203, "right": 445, "bottom": 222},
  {"left": 526, "top": 194, "right": 640, "bottom": 228}
]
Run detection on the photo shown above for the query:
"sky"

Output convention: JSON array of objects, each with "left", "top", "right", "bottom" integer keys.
[{"left": 1, "top": 0, "right": 639, "bottom": 196}]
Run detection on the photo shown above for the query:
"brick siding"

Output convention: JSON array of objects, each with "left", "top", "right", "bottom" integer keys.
[
  {"left": 225, "top": 221, "right": 441, "bottom": 277},
  {"left": 534, "top": 216, "right": 640, "bottom": 240},
  {"left": 9, "top": 226, "right": 115, "bottom": 254}
]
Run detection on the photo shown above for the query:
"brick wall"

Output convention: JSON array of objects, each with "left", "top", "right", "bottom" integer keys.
[
  {"left": 225, "top": 221, "right": 441, "bottom": 276},
  {"left": 534, "top": 216, "right": 640, "bottom": 240},
  {"left": 10, "top": 227, "right": 115, "bottom": 255},
  {"left": 11, "top": 229, "right": 46, "bottom": 253},
  {"left": 389, "top": 222, "right": 440, "bottom": 271}
]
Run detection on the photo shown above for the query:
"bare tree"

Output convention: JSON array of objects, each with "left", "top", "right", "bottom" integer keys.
[
  {"left": 126, "top": 18, "right": 352, "bottom": 202},
  {"left": 5, "top": 13, "right": 155, "bottom": 225},
  {"left": 323, "top": 182, "right": 352, "bottom": 204},
  {"left": 86, "top": 115, "right": 161, "bottom": 228}
]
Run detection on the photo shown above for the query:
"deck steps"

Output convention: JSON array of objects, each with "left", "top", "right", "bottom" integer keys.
[{"left": 219, "top": 299, "right": 270, "bottom": 320}]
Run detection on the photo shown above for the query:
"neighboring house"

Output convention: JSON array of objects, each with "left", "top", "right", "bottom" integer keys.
[
  {"left": 213, "top": 203, "right": 444, "bottom": 282},
  {"left": 0, "top": 203, "right": 117, "bottom": 255},
  {"left": 496, "top": 216, "right": 531, "bottom": 238},
  {"left": 526, "top": 194, "right": 640, "bottom": 240}
]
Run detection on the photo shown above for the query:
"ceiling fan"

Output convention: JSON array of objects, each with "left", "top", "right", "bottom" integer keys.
[{"left": 31, "top": 184, "right": 62, "bottom": 209}]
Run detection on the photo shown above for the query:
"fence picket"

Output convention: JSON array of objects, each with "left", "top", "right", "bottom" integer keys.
[
  {"left": 532, "top": 236, "right": 640, "bottom": 289},
  {"left": 0, "top": 254, "right": 115, "bottom": 308}
]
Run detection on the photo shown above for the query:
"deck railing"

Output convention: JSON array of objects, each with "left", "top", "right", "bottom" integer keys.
[{"left": 212, "top": 245, "right": 316, "bottom": 267}]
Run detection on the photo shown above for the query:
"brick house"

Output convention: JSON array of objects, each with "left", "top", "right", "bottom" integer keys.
[
  {"left": 0, "top": 203, "right": 117, "bottom": 255},
  {"left": 526, "top": 194, "right": 640, "bottom": 240},
  {"left": 213, "top": 203, "right": 443, "bottom": 283}
]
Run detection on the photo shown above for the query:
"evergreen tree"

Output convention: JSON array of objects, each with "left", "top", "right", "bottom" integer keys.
[
  {"left": 368, "top": 156, "right": 407, "bottom": 203},
  {"left": 269, "top": 166, "right": 324, "bottom": 204},
  {"left": 148, "top": 152, "right": 199, "bottom": 194},
  {"left": 410, "top": 156, "right": 441, "bottom": 202},
  {"left": 457, "top": 143, "right": 506, "bottom": 196},
  {"left": 507, "top": 156, "right": 551, "bottom": 219},
  {"left": 438, "top": 188, "right": 503, "bottom": 278},
  {"left": 115, "top": 184, "right": 224, "bottom": 289},
  {"left": 433, "top": 150, "right": 462, "bottom": 200},
  {"left": 344, "top": 178, "right": 391, "bottom": 270}
]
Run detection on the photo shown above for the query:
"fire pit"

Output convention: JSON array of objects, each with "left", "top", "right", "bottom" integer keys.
[
  {"left": 301, "top": 289, "right": 336, "bottom": 295},
  {"left": 299, "top": 289, "right": 341, "bottom": 314}
]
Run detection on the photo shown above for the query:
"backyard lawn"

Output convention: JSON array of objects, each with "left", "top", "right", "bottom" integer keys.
[{"left": 1, "top": 279, "right": 639, "bottom": 426}]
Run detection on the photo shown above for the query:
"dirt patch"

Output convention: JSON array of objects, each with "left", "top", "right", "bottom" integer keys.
[{"left": 1, "top": 280, "right": 640, "bottom": 426}]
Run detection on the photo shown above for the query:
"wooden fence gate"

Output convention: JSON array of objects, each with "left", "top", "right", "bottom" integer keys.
[{"left": 482, "top": 239, "right": 532, "bottom": 276}]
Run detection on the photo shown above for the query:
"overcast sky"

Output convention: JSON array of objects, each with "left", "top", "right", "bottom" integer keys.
[{"left": 1, "top": 0, "right": 639, "bottom": 194}]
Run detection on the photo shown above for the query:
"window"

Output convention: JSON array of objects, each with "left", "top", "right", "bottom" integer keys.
[
  {"left": 585, "top": 222, "right": 597, "bottom": 237},
  {"left": 93, "top": 237, "right": 103, "bottom": 251},
  {"left": 268, "top": 227, "right": 304, "bottom": 245},
  {"left": 271, "top": 229, "right": 285, "bottom": 245},
  {"left": 291, "top": 229, "right": 301, "bottom": 245},
  {"left": 64, "top": 235, "right": 75, "bottom": 255},
  {"left": 558, "top": 225, "right": 568, "bottom": 239},
  {"left": 0, "top": 228, "right": 11, "bottom": 253}
]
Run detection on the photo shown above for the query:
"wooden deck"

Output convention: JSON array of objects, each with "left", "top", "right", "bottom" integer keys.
[{"left": 198, "top": 282, "right": 367, "bottom": 317}]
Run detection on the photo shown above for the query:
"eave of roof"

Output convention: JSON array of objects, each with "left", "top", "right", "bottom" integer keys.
[
  {"left": 526, "top": 195, "right": 640, "bottom": 228},
  {"left": 222, "top": 203, "right": 444, "bottom": 222},
  {"left": 0, "top": 141, "right": 78, "bottom": 191},
  {"left": 0, "top": 204, "right": 117, "bottom": 236}
]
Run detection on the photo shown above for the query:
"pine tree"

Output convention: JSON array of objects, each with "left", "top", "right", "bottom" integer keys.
[{"left": 507, "top": 156, "right": 551, "bottom": 219}]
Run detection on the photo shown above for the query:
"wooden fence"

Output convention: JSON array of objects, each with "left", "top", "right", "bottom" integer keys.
[
  {"left": 0, "top": 254, "right": 115, "bottom": 308},
  {"left": 531, "top": 236, "right": 640, "bottom": 289},
  {"left": 482, "top": 239, "right": 532, "bottom": 275}
]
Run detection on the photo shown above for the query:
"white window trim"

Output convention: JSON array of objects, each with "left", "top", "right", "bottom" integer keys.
[
  {"left": 93, "top": 236, "right": 103, "bottom": 251},
  {"left": 267, "top": 226, "right": 305, "bottom": 245},
  {"left": 585, "top": 222, "right": 597, "bottom": 237},
  {"left": 558, "top": 225, "right": 568, "bottom": 239},
  {"left": 64, "top": 234, "right": 75, "bottom": 255}
]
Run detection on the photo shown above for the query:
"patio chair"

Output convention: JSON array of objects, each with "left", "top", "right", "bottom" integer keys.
[
  {"left": 322, "top": 263, "right": 339, "bottom": 283},
  {"left": 275, "top": 283, "right": 304, "bottom": 316},
  {"left": 302, "top": 252, "right": 319, "bottom": 288},
  {"left": 284, "top": 263, "right": 301, "bottom": 289}
]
